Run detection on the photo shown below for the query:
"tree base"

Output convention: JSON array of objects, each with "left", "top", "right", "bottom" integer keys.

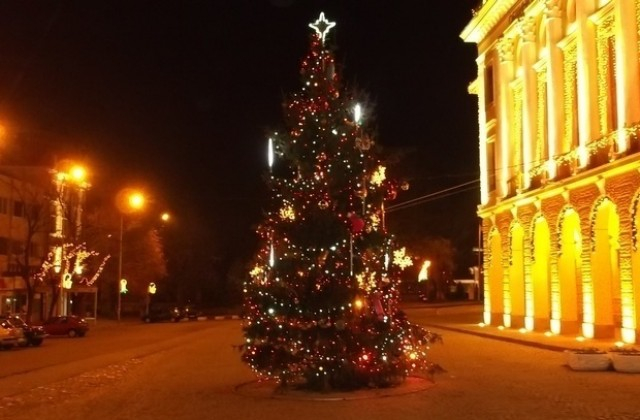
[{"left": 235, "top": 375, "right": 435, "bottom": 401}]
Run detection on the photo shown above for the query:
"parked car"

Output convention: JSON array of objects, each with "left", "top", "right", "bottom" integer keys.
[
  {"left": 0, "top": 318, "right": 21, "bottom": 349},
  {"left": 142, "top": 305, "right": 182, "bottom": 323},
  {"left": 180, "top": 304, "right": 203, "bottom": 321},
  {"left": 0, "top": 316, "right": 28, "bottom": 346},
  {"left": 41, "top": 315, "right": 89, "bottom": 338},
  {"left": 1, "top": 315, "right": 46, "bottom": 346}
]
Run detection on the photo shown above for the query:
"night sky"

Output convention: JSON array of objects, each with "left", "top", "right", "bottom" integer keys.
[{"left": 0, "top": 0, "right": 480, "bottom": 272}]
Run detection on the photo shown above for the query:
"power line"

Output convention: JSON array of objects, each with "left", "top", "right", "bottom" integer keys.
[{"left": 386, "top": 179, "right": 479, "bottom": 213}]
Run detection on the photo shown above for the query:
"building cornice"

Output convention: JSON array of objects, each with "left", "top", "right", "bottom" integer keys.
[
  {"left": 468, "top": 78, "right": 479, "bottom": 95},
  {"left": 461, "top": 0, "right": 533, "bottom": 44},
  {"left": 477, "top": 153, "right": 640, "bottom": 218}
]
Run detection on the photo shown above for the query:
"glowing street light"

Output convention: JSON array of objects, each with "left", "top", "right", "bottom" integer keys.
[
  {"left": 127, "top": 192, "right": 145, "bottom": 210},
  {"left": 70, "top": 165, "right": 87, "bottom": 184}
]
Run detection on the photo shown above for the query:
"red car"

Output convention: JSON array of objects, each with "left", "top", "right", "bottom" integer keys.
[{"left": 41, "top": 316, "right": 89, "bottom": 338}]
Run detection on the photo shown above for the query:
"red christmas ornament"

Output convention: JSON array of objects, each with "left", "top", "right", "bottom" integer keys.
[
  {"left": 348, "top": 212, "right": 365, "bottom": 234},
  {"left": 372, "top": 291, "right": 385, "bottom": 319},
  {"left": 386, "top": 188, "right": 397, "bottom": 201}
]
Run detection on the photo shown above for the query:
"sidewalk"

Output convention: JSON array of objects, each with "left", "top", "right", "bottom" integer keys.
[{"left": 403, "top": 300, "right": 625, "bottom": 353}]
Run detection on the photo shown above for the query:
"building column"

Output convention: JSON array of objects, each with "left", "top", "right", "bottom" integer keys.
[
  {"left": 477, "top": 55, "right": 490, "bottom": 205},
  {"left": 497, "top": 37, "right": 515, "bottom": 197},
  {"left": 614, "top": 0, "right": 640, "bottom": 152},
  {"left": 519, "top": 17, "right": 537, "bottom": 190},
  {"left": 544, "top": 0, "right": 564, "bottom": 179},
  {"left": 575, "top": 0, "right": 600, "bottom": 166}
]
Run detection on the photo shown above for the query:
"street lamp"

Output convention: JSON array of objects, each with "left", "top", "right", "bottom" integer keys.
[{"left": 116, "top": 188, "right": 145, "bottom": 321}]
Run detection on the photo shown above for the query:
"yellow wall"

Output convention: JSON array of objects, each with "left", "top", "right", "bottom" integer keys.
[
  {"left": 531, "top": 217, "right": 551, "bottom": 330},
  {"left": 557, "top": 209, "right": 581, "bottom": 332}
]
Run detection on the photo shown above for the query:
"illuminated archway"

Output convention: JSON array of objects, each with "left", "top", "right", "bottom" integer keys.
[
  {"left": 530, "top": 215, "right": 551, "bottom": 331},
  {"left": 555, "top": 207, "right": 581, "bottom": 335},
  {"left": 486, "top": 228, "right": 504, "bottom": 325},
  {"left": 588, "top": 197, "right": 620, "bottom": 339},
  {"left": 508, "top": 222, "right": 525, "bottom": 328}
]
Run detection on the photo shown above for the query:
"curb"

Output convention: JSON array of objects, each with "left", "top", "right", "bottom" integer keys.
[
  {"left": 212, "top": 315, "right": 241, "bottom": 321},
  {"left": 424, "top": 323, "right": 570, "bottom": 352}
]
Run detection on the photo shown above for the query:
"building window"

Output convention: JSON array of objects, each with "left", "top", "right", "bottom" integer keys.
[
  {"left": 487, "top": 140, "right": 497, "bottom": 192},
  {"left": 0, "top": 198, "right": 8, "bottom": 214},
  {"left": 29, "top": 242, "right": 41, "bottom": 258},
  {"left": 13, "top": 201, "right": 24, "bottom": 217},
  {"left": 11, "top": 240, "right": 24, "bottom": 254},
  {"left": 485, "top": 65, "right": 495, "bottom": 108},
  {"left": 6, "top": 263, "right": 20, "bottom": 276},
  {"left": 27, "top": 204, "right": 41, "bottom": 220},
  {"left": 0, "top": 237, "right": 8, "bottom": 255}
]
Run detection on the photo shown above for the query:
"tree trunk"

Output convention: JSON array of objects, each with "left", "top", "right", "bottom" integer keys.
[
  {"left": 48, "top": 279, "right": 60, "bottom": 319},
  {"left": 24, "top": 285, "right": 35, "bottom": 323}
]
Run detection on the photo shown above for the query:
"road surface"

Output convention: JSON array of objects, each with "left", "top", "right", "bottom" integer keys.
[{"left": 1, "top": 316, "right": 639, "bottom": 419}]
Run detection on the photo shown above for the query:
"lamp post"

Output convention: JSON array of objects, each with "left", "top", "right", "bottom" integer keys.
[
  {"left": 116, "top": 214, "right": 124, "bottom": 321},
  {"left": 116, "top": 189, "right": 145, "bottom": 321}
]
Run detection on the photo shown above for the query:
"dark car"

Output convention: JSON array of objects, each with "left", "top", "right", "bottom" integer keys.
[
  {"left": 1, "top": 315, "right": 46, "bottom": 346},
  {"left": 41, "top": 315, "right": 89, "bottom": 338},
  {"left": 180, "top": 305, "right": 203, "bottom": 321},
  {"left": 142, "top": 305, "right": 182, "bottom": 323}
]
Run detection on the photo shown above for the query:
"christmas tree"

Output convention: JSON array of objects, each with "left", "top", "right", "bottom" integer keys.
[{"left": 242, "top": 12, "right": 440, "bottom": 391}]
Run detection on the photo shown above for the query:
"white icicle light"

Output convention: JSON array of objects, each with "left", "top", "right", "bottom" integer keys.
[
  {"left": 269, "top": 243, "right": 275, "bottom": 268},
  {"left": 354, "top": 103, "right": 362, "bottom": 125},
  {"left": 268, "top": 137, "right": 274, "bottom": 170}
]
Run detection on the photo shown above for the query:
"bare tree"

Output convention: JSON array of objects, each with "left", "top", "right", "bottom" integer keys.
[
  {"left": 82, "top": 203, "right": 168, "bottom": 316},
  {"left": 0, "top": 167, "right": 52, "bottom": 321}
]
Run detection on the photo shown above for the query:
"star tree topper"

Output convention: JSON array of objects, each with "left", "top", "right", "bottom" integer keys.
[{"left": 309, "top": 12, "right": 336, "bottom": 45}]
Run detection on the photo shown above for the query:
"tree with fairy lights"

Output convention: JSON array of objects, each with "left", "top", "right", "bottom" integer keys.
[{"left": 242, "top": 12, "right": 441, "bottom": 391}]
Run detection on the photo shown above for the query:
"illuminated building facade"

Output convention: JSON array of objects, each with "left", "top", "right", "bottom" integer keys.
[
  {"left": 462, "top": 0, "right": 640, "bottom": 343},
  {"left": 0, "top": 165, "right": 88, "bottom": 319},
  {"left": 0, "top": 167, "right": 50, "bottom": 316}
]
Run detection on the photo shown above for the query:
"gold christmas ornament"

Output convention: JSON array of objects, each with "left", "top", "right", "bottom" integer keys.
[
  {"left": 279, "top": 204, "right": 296, "bottom": 221},
  {"left": 355, "top": 187, "right": 367, "bottom": 198},
  {"left": 355, "top": 135, "right": 372, "bottom": 151},
  {"left": 370, "top": 166, "right": 386, "bottom": 186}
]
